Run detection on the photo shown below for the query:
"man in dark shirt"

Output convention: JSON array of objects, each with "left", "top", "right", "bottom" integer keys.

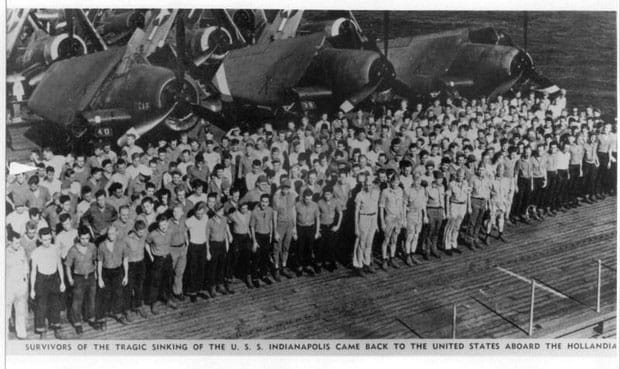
[
  {"left": 64, "top": 227, "right": 97, "bottom": 334},
  {"left": 250, "top": 194, "right": 276, "bottom": 282},
  {"left": 145, "top": 213, "right": 177, "bottom": 314},
  {"left": 81, "top": 189, "right": 118, "bottom": 242}
]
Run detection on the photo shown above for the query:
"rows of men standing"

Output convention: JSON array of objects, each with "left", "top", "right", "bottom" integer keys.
[{"left": 5, "top": 94, "right": 617, "bottom": 339}]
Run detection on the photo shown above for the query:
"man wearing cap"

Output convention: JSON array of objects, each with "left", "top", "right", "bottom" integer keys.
[
  {"left": 271, "top": 179, "right": 296, "bottom": 278},
  {"left": 128, "top": 165, "right": 152, "bottom": 197}
]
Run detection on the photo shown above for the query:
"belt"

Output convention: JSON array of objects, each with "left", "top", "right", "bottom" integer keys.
[
  {"left": 427, "top": 206, "right": 443, "bottom": 209},
  {"left": 360, "top": 212, "right": 376, "bottom": 216},
  {"left": 471, "top": 197, "right": 487, "bottom": 201},
  {"left": 450, "top": 201, "right": 466, "bottom": 204},
  {"left": 73, "top": 272, "right": 94, "bottom": 278},
  {"left": 171, "top": 243, "right": 186, "bottom": 248}
]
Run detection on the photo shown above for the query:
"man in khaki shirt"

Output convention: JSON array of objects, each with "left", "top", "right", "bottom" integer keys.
[
  {"left": 353, "top": 174, "right": 380, "bottom": 276},
  {"left": 379, "top": 173, "right": 406, "bottom": 270},
  {"left": 272, "top": 180, "right": 297, "bottom": 278}
]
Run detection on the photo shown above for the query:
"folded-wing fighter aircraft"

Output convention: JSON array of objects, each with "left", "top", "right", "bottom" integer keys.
[
  {"left": 26, "top": 9, "right": 223, "bottom": 151},
  {"left": 6, "top": 9, "right": 106, "bottom": 102}
]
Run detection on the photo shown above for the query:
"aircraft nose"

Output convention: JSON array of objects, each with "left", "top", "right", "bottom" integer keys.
[
  {"left": 511, "top": 50, "right": 533, "bottom": 77},
  {"left": 368, "top": 57, "right": 396, "bottom": 85}
]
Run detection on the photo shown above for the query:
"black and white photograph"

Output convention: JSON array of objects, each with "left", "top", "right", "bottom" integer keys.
[{"left": 2, "top": 5, "right": 618, "bottom": 350}]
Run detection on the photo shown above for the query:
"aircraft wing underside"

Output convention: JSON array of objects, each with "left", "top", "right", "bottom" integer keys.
[
  {"left": 213, "top": 32, "right": 326, "bottom": 105},
  {"left": 28, "top": 46, "right": 126, "bottom": 125}
]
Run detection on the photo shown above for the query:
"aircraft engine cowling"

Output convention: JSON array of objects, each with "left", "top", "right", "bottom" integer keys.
[
  {"left": 100, "top": 11, "right": 146, "bottom": 35},
  {"left": 316, "top": 48, "right": 395, "bottom": 98},
  {"left": 232, "top": 9, "right": 257, "bottom": 35},
  {"left": 97, "top": 65, "right": 200, "bottom": 132},
  {"left": 324, "top": 17, "right": 362, "bottom": 38},
  {"left": 447, "top": 43, "right": 532, "bottom": 90},
  {"left": 187, "top": 26, "right": 233, "bottom": 61},
  {"left": 18, "top": 33, "right": 87, "bottom": 70}
]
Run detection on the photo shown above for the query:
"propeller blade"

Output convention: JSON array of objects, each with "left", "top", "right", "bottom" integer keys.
[
  {"left": 191, "top": 102, "right": 225, "bottom": 124},
  {"left": 527, "top": 70, "right": 560, "bottom": 95},
  {"left": 117, "top": 103, "right": 177, "bottom": 147},
  {"left": 523, "top": 11, "right": 528, "bottom": 52},
  {"left": 382, "top": 11, "right": 389, "bottom": 58},
  {"left": 192, "top": 47, "right": 219, "bottom": 67},
  {"left": 389, "top": 78, "right": 415, "bottom": 99},
  {"left": 339, "top": 79, "right": 383, "bottom": 113},
  {"left": 175, "top": 10, "right": 187, "bottom": 91},
  {"left": 65, "top": 10, "right": 76, "bottom": 55},
  {"left": 488, "top": 71, "right": 523, "bottom": 101}
]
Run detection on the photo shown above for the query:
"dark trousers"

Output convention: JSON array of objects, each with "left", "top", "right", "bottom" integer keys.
[
  {"left": 233, "top": 233, "right": 256, "bottom": 279},
  {"left": 207, "top": 241, "right": 226, "bottom": 288},
  {"left": 296, "top": 225, "right": 315, "bottom": 269},
  {"left": 186, "top": 243, "right": 206, "bottom": 295},
  {"left": 34, "top": 272, "right": 61, "bottom": 333},
  {"left": 97, "top": 267, "right": 124, "bottom": 320},
  {"left": 545, "top": 171, "right": 558, "bottom": 209},
  {"left": 318, "top": 224, "right": 337, "bottom": 266},
  {"left": 597, "top": 152, "right": 610, "bottom": 194},
  {"left": 556, "top": 169, "right": 569, "bottom": 207},
  {"left": 515, "top": 177, "right": 532, "bottom": 216},
  {"left": 611, "top": 153, "right": 617, "bottom": 194},
  {"left": 568, "top": 164, "right": 582, "bottom": 200},
  {"left": 71, "top": 273, "right": 96, "bottom": 325},
  {"left": 124, "top": 261, "right": 145, "bottom": 310},
  {"left": 467, "top": 198, "right": 487, "bottom": 242},
  {"left": 226, "top": 236, "right": 240, "bottom": 280},
  {"left": 424, "top": 207, "right": 443, "bottom": 254},
  {"left": 255, "top": 233, "right": 272, "bottom": 277},
  {"left": 532, "top": 177, "right": 545, "bottom": 208},
  {"left": 583, "top": 162, "right": 598, "bottom": 196},
  {"left": 148, "top": 255, "right": 173, "bottom": 304}
]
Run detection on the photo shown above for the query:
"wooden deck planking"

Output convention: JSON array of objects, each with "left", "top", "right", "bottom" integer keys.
[{"left": 12, "top": 198, "right": 617, "bottom": 340}]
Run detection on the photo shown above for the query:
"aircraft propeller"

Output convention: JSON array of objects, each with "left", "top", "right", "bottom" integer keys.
[
  {"left": 340, "top": 11, "right": 415, "bottom": 112},
  {"left": 175, "top": 10, "right": 226, "bottom": 124},
  {"left": 522, "top": 11, "right": 528, "bottom": 52}
]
